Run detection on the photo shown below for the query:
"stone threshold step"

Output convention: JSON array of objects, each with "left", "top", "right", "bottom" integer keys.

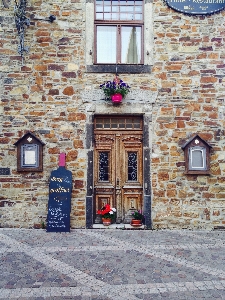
[{"left": 92, "top": 224, "right": 145, "bottom": 229}]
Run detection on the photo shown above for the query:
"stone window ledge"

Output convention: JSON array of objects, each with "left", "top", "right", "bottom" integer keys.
[{"left": 86, "top": 65, "right": 151, "bottom": 74}]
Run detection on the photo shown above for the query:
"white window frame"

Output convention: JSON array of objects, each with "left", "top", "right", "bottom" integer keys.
[{"left": 188, "top": 146, "right": 206, "bottom": 170}]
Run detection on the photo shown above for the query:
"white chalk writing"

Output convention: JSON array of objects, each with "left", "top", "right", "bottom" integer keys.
[{"left": 50, "top": 187, "right": 70, "bottom": 193}]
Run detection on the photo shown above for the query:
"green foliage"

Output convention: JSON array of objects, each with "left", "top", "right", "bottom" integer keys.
[
  {"left": 132, "top": 210, "right": 144, "bottom": 221},
  {"left": 97, "top": 204, "right": 116, "bottom": 220},
  {"left": 41, "top": 221, "right": 46, "bottom": 229}
]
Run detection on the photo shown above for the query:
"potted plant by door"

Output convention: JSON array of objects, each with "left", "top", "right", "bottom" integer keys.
[
  {"left": 99, "top": 76, "right": 130, "bottom": 103},
  {"left": 131, "top": 210, "right": 144, "bottom": 226},
  {"left": 97, "top": 204, "right": 116, "bottom": 225}
]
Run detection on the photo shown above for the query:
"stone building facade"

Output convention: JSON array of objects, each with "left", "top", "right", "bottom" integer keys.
[{"left": 0, "top": 0, "right": 225, "bottom": 229}]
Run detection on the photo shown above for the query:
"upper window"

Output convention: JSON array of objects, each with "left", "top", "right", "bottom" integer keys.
[
  {"left": 94, "top": 116, "right": 143, "bottom": 130},
  {"left": 94, "top": 0, "right": 144, "bottom": 64}
]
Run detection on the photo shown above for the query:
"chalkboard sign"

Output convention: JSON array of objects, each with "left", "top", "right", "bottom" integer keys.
[
  {"left": 47, "top": 166, "right": 72, "bottom": 232},
  {"left": 0, "top": 168, "right": 10, "bottom": 175},
  {"left": 165, "top": 0, "right": 225, "bottom": 15}
]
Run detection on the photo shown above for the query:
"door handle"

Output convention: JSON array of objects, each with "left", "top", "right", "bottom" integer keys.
[{"left": 116, "top": 178, "right": 120, "bottom": 186}]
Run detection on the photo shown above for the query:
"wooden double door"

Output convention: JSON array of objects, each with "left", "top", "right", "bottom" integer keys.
[{"left": 94, "top": 116, "right": 143, "bottom": 223}]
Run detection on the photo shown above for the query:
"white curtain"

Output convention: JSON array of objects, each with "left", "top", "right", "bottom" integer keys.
[
  {"left": 97, "top": 26, "right": 117, "bottom": 63},
  {"left": 122, "top": 26, "right": 141, "bottom": 64}
]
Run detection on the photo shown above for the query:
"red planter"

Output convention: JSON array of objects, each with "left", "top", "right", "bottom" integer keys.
[
  {"left": 111, "top": 93, "right": 123, "bottom": 103},
  {"left": 102, "top": 218, "right": 111, "bottom": 226},
  {"left": 131, "top": 219, "right": 142, "bottom": 226}
]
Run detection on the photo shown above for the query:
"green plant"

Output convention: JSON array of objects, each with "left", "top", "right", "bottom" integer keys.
[
  {"left": 132, "top": 210, "right": 144, "bottom": 221},
  {"left": 97, "top": 204, "right": 116, "bottom": 219},
  {"left": 41, "top": 221, "right": 46, "bottom": 229},
  {"left": 99, "top": 76, "right": 130, "bottom": 99}
]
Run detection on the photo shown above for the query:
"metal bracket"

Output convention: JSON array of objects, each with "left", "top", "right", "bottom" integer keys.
[{"left": 32, "top": 15, "right": 56, "bottom": 23}]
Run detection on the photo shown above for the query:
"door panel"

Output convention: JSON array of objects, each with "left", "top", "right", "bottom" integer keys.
[{"left": 94, "top": 116, "right": 143, "bottom": 223}]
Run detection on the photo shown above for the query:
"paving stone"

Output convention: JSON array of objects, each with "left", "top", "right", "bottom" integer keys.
[{"left": 0, "top": 229, "right": 225, "bottom": 299}]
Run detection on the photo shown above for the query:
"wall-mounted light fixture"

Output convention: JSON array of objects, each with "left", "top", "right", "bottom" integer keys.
[{"left": 32, "top": 14, "right": 56, "bottom": 23}]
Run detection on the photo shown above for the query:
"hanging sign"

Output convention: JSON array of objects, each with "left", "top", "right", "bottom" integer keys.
[{"left": 165, "top": 0, "right": 225, "bottom": 15}]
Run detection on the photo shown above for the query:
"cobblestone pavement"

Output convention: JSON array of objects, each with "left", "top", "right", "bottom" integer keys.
[{"left": 1, "top": 228, "right": 225, "bottom": 299}]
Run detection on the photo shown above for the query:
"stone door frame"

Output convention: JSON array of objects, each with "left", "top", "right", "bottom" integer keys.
[
  {"left": 85, "top": 114, "right": 151, "bottom": 228},
  {"left": 83, "top": 89, "right": 156, "bottom": 229}
]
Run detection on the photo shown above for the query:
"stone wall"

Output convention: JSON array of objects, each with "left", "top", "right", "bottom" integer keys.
[
  {"left": 0, "top": 0, "right": 225, "bottom": 229},
  {"left": 152, "top": 1, "right": 225, "bottom": 229}
]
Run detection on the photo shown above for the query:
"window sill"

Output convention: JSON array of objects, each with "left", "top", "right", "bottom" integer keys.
[
  {"left": 86, "top": 64, "right": 151, "bottom": 74},
  {"left": 184, "top": 170, "right": 210, "bottom": 175}
]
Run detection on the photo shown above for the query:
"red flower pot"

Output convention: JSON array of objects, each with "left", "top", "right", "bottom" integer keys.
[
  {"left": 131, "top": 219, "right": 142, "bottom": 226},
  {"left": 102, "top": 218, "right": 111, "bottom": 226},
  {"left": 111, "top": 93, "right": 123, "bottom": 103}
]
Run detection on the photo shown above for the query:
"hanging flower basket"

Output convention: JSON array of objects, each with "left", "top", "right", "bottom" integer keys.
[
  {"left": 111, "top": 93, "right": 123, "bottom": 103},
  {"left": 100, "top": 76, "right": 130, "bottom": 103}
]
